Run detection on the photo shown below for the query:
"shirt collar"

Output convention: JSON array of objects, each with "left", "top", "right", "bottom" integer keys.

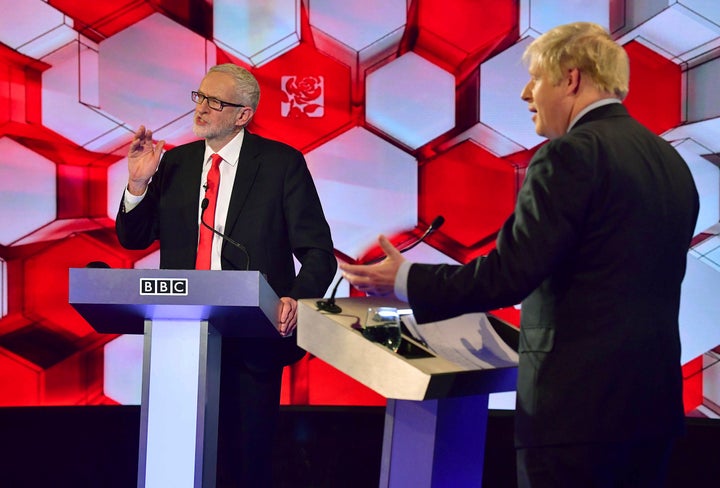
[
  {"left": 567, "top": 98, "right": 622, "bottom": 132},
  {"left": 203, "top": 129, "right": 245, "bottom": 166}
]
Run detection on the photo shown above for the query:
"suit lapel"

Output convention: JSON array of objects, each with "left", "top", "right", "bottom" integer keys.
[
  {"left": 225, "top": 131, "right": 261, "bottom": 236},
  {"left": 181, "top": 142, "right": 206, "bottom": 238}
]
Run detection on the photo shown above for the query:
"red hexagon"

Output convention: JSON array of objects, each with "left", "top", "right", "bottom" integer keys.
[
  {"left": 49, "top": 0, "right": 157, "bottom": 41},
  {"left": 414, "top": 0, "right": 519, "bottom": 76},
  {"left": 419, "top": 140, "right": 523, "bottom": 255},
  {"left": 22, "top": 232, "right": 136, "bottom": 337},
  {"left": 0, "top": 312, "right": 111, "bottom": 406},
  {"left": 242, "top": 44, "right": 354, "bottom": 152},
  {"left": 623, "top": 40, "right": 682, "bottom": 135}
]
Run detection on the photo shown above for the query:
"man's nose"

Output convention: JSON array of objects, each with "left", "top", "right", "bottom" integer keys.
[{"left": 520, "top": 81, "right": 532, "bottom": 102}]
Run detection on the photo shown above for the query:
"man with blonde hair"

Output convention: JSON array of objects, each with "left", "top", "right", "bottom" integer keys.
[{"left": 340, "top": 22, "right": 698, "bottom": 487}]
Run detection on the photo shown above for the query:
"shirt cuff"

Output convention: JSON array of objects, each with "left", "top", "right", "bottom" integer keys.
[
  {"left": 123, "top": 187, "right": 146, "bottom": 212},
  {"left": 394, "top": 260, "right": 413, "bottom": 303}
]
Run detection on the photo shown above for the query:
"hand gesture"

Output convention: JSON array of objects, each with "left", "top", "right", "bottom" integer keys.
[
  {"left": 127, "top": 125, "right": 165, "bottom": 195},
  {"left": 339, "top": 235, "right": 405, "bottom": 297}
]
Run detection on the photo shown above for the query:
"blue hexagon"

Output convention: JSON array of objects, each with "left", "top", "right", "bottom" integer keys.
[
  {"left": 366, "top": 52, "right": 455, "bottom": 149},
  {"left": 214, "top": 0, "right": 299, "bottom": 66},
  {"left": 99, "top": 13, "right": 213, "bottom": 136},
  {"left": 0, "top": 137, "right": 56, "bottom": 246},
  {"left": 309, "top": 0, "right": 406, "bottom": 52},
  {"left": 305, "top": 127, "right": 417, "bottom": 258}
]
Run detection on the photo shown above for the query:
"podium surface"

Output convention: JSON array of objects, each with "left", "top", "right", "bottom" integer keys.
[
  {"left": 69, "top": 268, "right": 281, "bottom": 488},
  {"left": 297, "top": 296, "right": 518, "bottom": 488}
]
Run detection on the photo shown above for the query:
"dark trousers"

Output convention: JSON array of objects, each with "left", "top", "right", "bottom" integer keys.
[
  {"left": 517, "top": 437, "right": 675, "bottom": 488},
  {"left": 216, "top": 341, "right": 284, "bottom": 488}
]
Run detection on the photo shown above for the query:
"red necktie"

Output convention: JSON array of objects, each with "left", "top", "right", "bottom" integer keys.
[{"left": 195, "top": 154, "right": 222, "bottom": 269}]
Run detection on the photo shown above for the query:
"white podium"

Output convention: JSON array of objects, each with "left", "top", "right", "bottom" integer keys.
[
  {"left": 69, "top": 268, "right": 281, "bottom": 488},
  {"left": 297, "top": 296, "right": 518, "bottom": 488}
]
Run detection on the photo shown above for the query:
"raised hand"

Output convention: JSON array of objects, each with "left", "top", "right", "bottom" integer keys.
[{"left": 127, "top": 125, "right": 165, "bottom": 195}]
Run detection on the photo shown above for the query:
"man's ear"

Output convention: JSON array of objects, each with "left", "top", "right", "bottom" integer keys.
[
  {"left": 566, "top": 67, "right": 581, "bottom": 94},
  {"left": 236, "top": 107, "right": 254, "bottom": 128}
]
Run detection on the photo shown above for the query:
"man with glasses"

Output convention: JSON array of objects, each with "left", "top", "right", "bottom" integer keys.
[{"left": 116, "top": 63, "right": 336, "bottom": 487}]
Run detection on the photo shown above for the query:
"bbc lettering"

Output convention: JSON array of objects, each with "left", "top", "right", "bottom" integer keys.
[{"left": 139, "top": 278, "right": 188, "bottom": 296}]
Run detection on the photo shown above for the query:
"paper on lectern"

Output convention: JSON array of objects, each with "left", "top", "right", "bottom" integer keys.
[{"left": 401, "top": 313, "right": 518, "bottom": 370}]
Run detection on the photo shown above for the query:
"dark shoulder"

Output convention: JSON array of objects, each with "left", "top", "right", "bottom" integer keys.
[{"left": 244, "top": 131, "right": 303, "bottom": 159}]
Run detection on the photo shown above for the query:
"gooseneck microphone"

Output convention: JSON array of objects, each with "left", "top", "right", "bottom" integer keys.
[
  {"left": 200, "top": 198, "right": 251, "bottom": 270},
  {"left": 316, "top": 215, "right": 445, "bottom": 314}
]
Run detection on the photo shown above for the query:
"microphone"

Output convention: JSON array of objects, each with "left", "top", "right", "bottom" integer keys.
[
  {"left": 317, "top": 215, "right": 445, "bottom": 314},
  {"left": 200, "top": 198, "right": 251, "bottom": 270}
]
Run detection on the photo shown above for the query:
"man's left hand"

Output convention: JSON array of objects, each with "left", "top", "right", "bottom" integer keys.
[{"left": 278, "top": 297, "right": 298, "bottom": 336}]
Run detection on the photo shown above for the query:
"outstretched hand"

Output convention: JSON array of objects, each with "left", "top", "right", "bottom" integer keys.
[
  {"left": 339, "top": 235, "right": 405, "bottom": 297},
  {"left": 127, "top": 125, "right": 165, "bottom": 195}
]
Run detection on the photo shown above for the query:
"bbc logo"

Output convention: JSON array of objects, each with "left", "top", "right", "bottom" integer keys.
[{"left": 139, "top": 278, "right": 188, "bottom": 296}]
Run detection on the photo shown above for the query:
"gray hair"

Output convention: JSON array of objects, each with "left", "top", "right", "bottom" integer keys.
[{"left": 208, "top": 63, "right": 261, "bottom": 110}]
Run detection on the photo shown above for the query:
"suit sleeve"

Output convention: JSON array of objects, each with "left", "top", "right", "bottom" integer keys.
[
  {"left": 115, "top": 157, "right": 164, "bottom": 250},
  {"left": 282, "top": 151, "right": 337, "bottom": 299},
  {"left": 408, "top": 138, "right": 596, "bottom": 324}
]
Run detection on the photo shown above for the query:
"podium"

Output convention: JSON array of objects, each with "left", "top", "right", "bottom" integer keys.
[
  {"left": 297, "top": 297, "right": 518, "bottom": 488},
  {"left": 69, "top": 268, "right": 281, "bottom": 488}
]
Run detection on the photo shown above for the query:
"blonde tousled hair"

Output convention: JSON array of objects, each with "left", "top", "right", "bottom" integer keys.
[{"left": 523, "top": 22, "right": 630, "bottom": 100}]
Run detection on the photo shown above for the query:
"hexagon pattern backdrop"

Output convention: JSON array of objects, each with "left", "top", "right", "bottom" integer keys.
[{"left": 0, "top": 0, "right": 719, "bottom": 416}]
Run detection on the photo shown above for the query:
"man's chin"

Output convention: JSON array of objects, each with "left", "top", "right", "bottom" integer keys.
[{"left": 192, "top": 125, "right": 207, "bottom": 139}]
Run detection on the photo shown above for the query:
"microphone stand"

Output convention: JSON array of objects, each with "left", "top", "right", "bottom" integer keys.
[
  {"left": 199, "top": 198, "right": 251, "bottom": 270},
  {"left": 316, "top": 216, "right": 445, "bottom": 314}
]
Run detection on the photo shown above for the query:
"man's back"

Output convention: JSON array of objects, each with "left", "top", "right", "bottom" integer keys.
[{"left": 515, "top": 102, "right": 699, "bottom": 447}]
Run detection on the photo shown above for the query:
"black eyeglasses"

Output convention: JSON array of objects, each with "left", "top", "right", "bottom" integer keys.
[{"left": 191, "top": 91, "right": 245, "bottom": 112}]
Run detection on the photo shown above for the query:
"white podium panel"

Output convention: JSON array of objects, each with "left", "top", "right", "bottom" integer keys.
[
  {"left": 70, "top": 268, "right": 280, "bottom": 488},
  {"left": 298, "top": 296, "right": 518, "bottom": 487}
]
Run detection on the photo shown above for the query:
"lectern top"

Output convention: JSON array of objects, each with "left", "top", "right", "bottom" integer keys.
[{"left": 69, "top": 268, "right": 280, "bottom": 337}]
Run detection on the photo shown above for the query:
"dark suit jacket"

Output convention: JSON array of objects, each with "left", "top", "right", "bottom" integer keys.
[
  {"left": 116, "top": 131, "right": 337, "bottom": 368},
  {"left": 406, "top": 104, "right": 699, "bottom": 447}
]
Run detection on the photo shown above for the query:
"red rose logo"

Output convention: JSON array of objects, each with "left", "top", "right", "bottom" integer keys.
[{"left": 281, "top": 75, "right": 325, "bottom": 118}]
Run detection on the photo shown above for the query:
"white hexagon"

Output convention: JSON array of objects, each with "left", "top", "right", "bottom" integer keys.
[
  {"left": 614, "top": 2, "right": 720, "bottom": 62},
  {"left": 0, "top": 0, "right": 76, "bottom": 59},
  {"left": 42, "top": 40, "right": 128, "bottom": 150},
  {"left": 305, "top": 127, "right": 417, "bottom": 258},
  {"left": 480, "top": 37, "right": 543, "bottom": 150},
  {"left": 0, "top": 137, "right": 56, "bottom": 246},
  {"left": 104, "top": 334, "right": 143, "bottom": 405},
  {"left": 672, "top": 139, "right": 720, "bottom": 235},
  {"left": 134, "top": 250, "right": 161, "bottom": 270},
  {"left": 107, "top": 156, "right": 129, "bottom": 220},
  {"left": 99, "top": 13, "right": 214, "bottom": 134},
  {"left": 214, "top": 0, "right": 300, "bottom": 67},
  {"left": 691, "top": 225, "right": 720, "bottom": 271},
  {"left": 309, "top": 0, "right": 406, "bottom": 62},
  {"left": 665, "top": 118, "right": 720, "bottom": 155},
  {"left": 438, "top": 123, "right": 525, "bottom": 158},
  {"left": 520, "top": 0, "right": 611, "bottom": 35},
  {"left": 680, "top": 250, "right": 720, "bottom": 364},
  {"left": 366, "top": 52, "right": 455, "bottom": 150},
  {"left": 703, "top": 351, "right": 720, "bottom": 412},
  {"left": 686, "top": 56, "right": 720, "bottom": 123}
]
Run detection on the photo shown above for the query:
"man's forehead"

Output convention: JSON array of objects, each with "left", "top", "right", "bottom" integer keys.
[
  {"left": 527, "top": 60, "right": 543, "bottom": 77},
  {"left": 199, "top": 72, "right": 235, "bottom": 94}
]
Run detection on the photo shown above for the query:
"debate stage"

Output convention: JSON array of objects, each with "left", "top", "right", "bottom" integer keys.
[{"left": 0, "top": 406, "right": 717, "bottom": 487}]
